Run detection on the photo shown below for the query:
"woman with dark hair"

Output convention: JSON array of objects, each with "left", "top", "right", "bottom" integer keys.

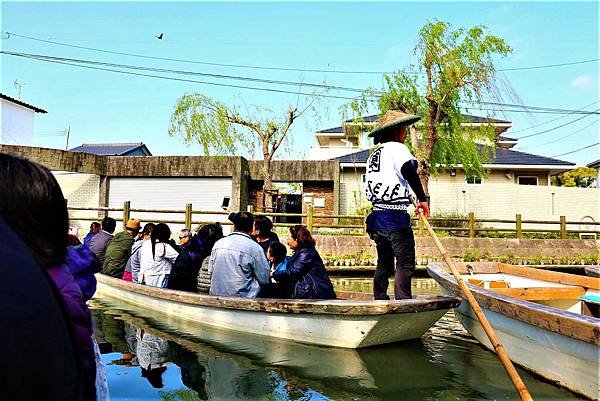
[
  {"left": 252, "top": 215, "right": 279, "bottom": 254},
  {"left": 168, "top": 223, "right": 224, "bottom": 292},
  {"left": 0, "top": 153, "right": 101, "bottom": 400},
  {"left": 272, "top": 225, "right": 336, "bottom": 299},
  {"left": 124, "top": 222, "right": 155, "bottom": 282},
  {"left": 139, "top": 223, "right": 178, "bottom": 288}
]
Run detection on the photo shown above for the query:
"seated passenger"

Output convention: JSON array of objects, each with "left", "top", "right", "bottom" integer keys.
[
  {"left": 272, "top": 225, "right": 336, "bottom": 299},
  {"left": 83, "top": 222, "right": 101, "bottom": 247},
  {"left": 102, "top": 218, "right": 141, "bottom": 278},
  {"left": 257, "top": 241, "right": 289, "bottom": 298},
  {"left": 168, "top": 223, "right": 223, "bottom": 292},
  {"left": 252, "top": 215, "right": 279, "bottom": 254},
  {"left": 139, "top": 223, "right": 178, "bottom": 288},
  {"left": 0, "top": 153, "right": 100, "bottom": 399},
  {"left": 124, "top": 223, "right": 155, "bottom": 282},
  {"left": 89, "top": 216, "right": 116, "bottom": 267},
  {"left": 268, "top": 241, "right": 288, "bottom": 276},
  {"left": 209, "top": 212, "right": 270, "bottom": 298}
]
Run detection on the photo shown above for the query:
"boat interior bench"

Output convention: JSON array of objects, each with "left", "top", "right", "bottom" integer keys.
[
  {"left": 491, "top": 286, "right": 586, "bottom": 301},
  {"left": 467, "top": 278, "right": 586, "bottom": 301}
]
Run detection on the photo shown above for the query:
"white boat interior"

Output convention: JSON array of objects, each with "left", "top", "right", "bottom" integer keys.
[{"left": 462, "top": 271, "right": 600, "bottom": 316}]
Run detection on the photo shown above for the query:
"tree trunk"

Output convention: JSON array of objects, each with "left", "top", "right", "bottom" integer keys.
[
  {"left": 262, "top": 156, "right": 273, "bottom": 212},
  {"left": 418, "top": 160, "right": 430, "bottom": 203}
]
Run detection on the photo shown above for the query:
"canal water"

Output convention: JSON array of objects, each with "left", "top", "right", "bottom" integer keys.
[{"left": 91, "top": 278, "right": 584, "bottom": 401}]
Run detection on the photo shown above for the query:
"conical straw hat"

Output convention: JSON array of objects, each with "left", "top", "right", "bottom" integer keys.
[{"left": 368, "top": 110, "right": 421, "bottom": 137}]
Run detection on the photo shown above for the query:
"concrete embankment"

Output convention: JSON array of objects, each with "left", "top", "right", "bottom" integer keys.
[{"left": 315, "top": 236, "right": 599, "bottom": 275}]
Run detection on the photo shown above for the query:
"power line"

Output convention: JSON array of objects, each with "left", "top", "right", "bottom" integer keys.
[
  {"left": 520, "top": 118, "right": 599, "bottom": 149},
  {"left": 508, "top": 100, "right": 600, "bottom": 134},
  {"left": 1, "top": 50, "right": 367, "bottom": 94},
  {"left": 515, "top": 110, "right": 600, "bottom": 139},
  {"left": 552, "top": 142, "right": 600, "bottom": 158},
  {"left": 4, "top": 49, "right": 600, "bottom": 117},
  {"left": 1, "top": 31, "right": 389, "bottom": 75},
  {"left": 3, "top": 31, "right": 599, "bottom": 75},
  {"left": 497, "top": 59, "right": 600, "bottom": 71},
  {"left": 2, "top": 53, "right": 360, "bottom": 101}
]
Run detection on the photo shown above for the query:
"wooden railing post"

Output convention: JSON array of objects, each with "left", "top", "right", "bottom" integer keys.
[
  {"left": 516, "top": 214, "right": 522, "bottom": 239},
  {"left": 560, "top": 216, "right": 567, "bottom": 239},
  {"left": 123, "top": 201, "right": 130, "bottom": 224},
  {"left": 307, "top": 204, "right": 314, "bottom": 232},
  {"left": 469, "top": 212, "right": 475, "bottom": 238},
  {"left": 185, "top": 203, "right": 192, "bottom": 230}
]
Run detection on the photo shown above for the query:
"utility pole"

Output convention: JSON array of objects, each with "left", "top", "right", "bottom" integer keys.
[{"left": 65, "top": 126, "right": 70, "bottom": 150}]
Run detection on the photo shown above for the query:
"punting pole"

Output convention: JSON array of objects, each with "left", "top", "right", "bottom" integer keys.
[{"left": 412, "top": 199, "right": 534, "bottom": 401}]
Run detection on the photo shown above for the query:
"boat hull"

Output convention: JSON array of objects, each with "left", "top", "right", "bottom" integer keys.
[
  {"left": 95, "top": 274, "right": 458, "bottom": 348},
  {"left": 428, "top": 263, "right": 600, "bottom": 400}
]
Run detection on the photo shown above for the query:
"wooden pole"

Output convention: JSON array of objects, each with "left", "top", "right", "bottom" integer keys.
[
  {"left": 412, "top": 199, "right": 534, "bottom": 401},
  {"left": 560, "top": 216, "right": 567, "bottom": 239},
  {"left": 123, "top": 201, "right": 130, "bottom": 225},
  {"left": 468, "top": 212, "right": 475, "bottom": 238},
  {"left": 307, "top": 204, "right": 314, "bottom": 232},
  {"left": 185, "top": 203, "right": 192, "bottom": 230},
  {"left": 516, "top": 214, "right": 522, "bottom": 239}
]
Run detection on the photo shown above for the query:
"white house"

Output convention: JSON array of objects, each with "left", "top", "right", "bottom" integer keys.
[{"left": 0, "top": 93, "right": 47, "bottom": 146}]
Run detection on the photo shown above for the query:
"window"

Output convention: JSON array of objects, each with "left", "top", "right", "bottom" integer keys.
[
  {"left": 466, "top": 176, "right": 482, "bottom": 184},
  {"left": 517, "top": 176, "right": 538, "bottom": 186}
]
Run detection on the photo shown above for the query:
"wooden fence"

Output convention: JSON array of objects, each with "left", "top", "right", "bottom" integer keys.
[{"left": 67, "top": 202, "right": 600, "bottom": 239}]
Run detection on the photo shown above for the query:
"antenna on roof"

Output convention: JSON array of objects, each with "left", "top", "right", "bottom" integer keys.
[{"left": 13, "top": 80, "right": 28, "bottom": 100}]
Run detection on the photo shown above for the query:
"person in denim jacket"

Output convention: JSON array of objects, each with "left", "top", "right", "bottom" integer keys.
[
  {"left": 273, "top": 225, "right": 335, "bottom": 299},
  {"left": 209, "top": 212, "right": 270, "bottom": 298}
]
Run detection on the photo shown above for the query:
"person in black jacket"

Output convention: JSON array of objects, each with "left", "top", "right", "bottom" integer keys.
[
  {"left": 272, "top": 225, "right": 335, "bottom": 299},
  {"left": 167, "top": 223, "right": 223, "bottom": 292}
]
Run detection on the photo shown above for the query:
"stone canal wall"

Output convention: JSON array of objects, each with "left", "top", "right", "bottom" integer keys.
[{"left": 315, "top": 235, "right": 600, "bottom": 266}]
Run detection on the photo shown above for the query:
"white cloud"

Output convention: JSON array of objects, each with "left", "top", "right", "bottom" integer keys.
[{"left": 571, "top": 75, "right": 595, "bottom": 89}]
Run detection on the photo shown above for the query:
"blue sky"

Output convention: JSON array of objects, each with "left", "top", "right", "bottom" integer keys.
[{"left": 1, "top": 1, "right": 598, "bottom": 165}]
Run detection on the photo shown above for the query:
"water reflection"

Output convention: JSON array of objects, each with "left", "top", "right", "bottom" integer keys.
[{"left": 90, "top": 293, "right": 582, "bottom": 401}]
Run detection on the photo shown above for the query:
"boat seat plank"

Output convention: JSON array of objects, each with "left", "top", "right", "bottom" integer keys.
[
  {"left": 497, "top": 263, "right": 600, "bottom": 290},
  {"left": 492, "top": 286, "right": 586, "bottom": 301}
]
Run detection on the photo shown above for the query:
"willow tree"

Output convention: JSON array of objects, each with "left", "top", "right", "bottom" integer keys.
[
  {"left": 168, "top": 93, "right": 314, "bottom": 211},
  {"left": 348, "top": 21, "right": 513, "bottom": 195}
]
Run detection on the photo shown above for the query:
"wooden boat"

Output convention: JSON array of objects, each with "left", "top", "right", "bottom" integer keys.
[
  {"left": 427, "top": 261, "right": 600, "bottom": 400},
  {"left": 95, "top": 274, "right": 460, "bottom": 349},
  {"left": 585, "top": 265, "right": 600, "bottom": 278},
  {"left": 89, "top": 297, "right": 451, "bottom": 398}
]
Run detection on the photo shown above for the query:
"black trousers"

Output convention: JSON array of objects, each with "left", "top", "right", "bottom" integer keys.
[{"left": 369, "top": 227, "right": 416, "bottom": 300}]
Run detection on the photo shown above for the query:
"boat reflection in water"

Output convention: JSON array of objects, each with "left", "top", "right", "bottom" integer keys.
[{"left": 90, "top": 297, "right": 582, "bottom": 401}]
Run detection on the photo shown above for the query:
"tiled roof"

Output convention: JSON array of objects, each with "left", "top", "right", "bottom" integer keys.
[
  {"left": 69, "top": 142, "right": 151, "bottom": 156},
  {"left": 317, "top": 113, "right": 510, "bottom": 134},
  {"left": 1, "top": 93, "right": 47, "bottom": 113},
  {"left": 334, "top": 145, "right": 574, "bottom": 166},
  {"left": 587, "top": 159, "right": 600, "bottom": 168},
  {"left": 461, "top": 114, "right": 511, "bottom": 124},
  {"left": 498, "top": 135, "right": 517, "bottom": 142}
]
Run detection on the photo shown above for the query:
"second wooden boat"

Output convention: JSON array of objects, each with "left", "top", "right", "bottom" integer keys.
[
  {"left": 95, "top": 274, "right": 460, "bottom": 349},
  {"left": 427, "top": 261, "right": 600, "bottom": 400}
]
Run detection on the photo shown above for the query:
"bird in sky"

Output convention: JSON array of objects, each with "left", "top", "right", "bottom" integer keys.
[{"left": 156, "top": 33, "right": 163, "bottom": 40}]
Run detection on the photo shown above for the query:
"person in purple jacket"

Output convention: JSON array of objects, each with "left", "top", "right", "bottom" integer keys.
[{"left": 0, "top": 153, "right": 100, "bottom": 400}]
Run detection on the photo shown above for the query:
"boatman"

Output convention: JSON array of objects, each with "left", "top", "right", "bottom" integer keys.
[{"left": 364, "top": 110, "right": 430, "bottom": 300}]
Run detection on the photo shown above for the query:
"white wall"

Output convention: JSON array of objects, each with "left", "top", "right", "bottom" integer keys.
[
  {"left": 53, "top": 171, "right": 101, "bottom": 238},
  {"left": 107, "top": 177, "right": 233, "bottom": 234},
  {"left": 429, "top": 183, "right": 599, "bottom": 224},
  {"left": 339, "top": 170, "right": 600, "bottom": 230},
  {"left": 1, "top": 99, "right": 35, "bottom": 145}
]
